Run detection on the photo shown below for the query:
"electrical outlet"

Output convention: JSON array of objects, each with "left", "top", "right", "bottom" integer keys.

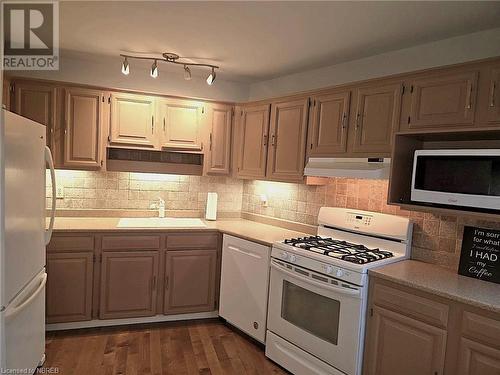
[{"left": 56, "top": 186, "right": 64, "bottom": 199}]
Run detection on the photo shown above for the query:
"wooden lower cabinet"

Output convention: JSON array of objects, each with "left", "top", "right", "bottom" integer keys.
[
  {"left": 46, "top": 252, "right": 94, "bottom": 323},
  {"left": 364, "top": 305, "right": 446, "bottom": 375},
  {"left": 99, "top": 251, "right": 159, "bottom": 319},
  {"left": 164, "top": 249, "right": 218, "bottom": 314},
  {"left": 458, "top": 338, "right": 500, "bottom": 375},
  {"left": 365, "top": 277, "right": 500, "bottom": 375}
]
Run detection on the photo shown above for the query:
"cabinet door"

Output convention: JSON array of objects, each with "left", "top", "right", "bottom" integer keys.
[
  {"left": 13, "top": 81, "right": 56, "bottom": 148},
  {"left": 405, "top": 71, "right": 478, "bottom": 129},
  {"left": 206, "top": 104, "right": 232, "bottom": 175},
  {"left": 308, "top": 91, "right": 350, "bottom": 155},
  {"left": 236, "top": 104, "right": 270, "bottom": 179},
  {"left": 364, "top": 306, "right": 446, "bottom": 375},
  {"left": 353, "top": 83, "right": 402, "bottom": 154},
  {"left": 2, "top": 77, "right": 11, "bottom": 110},
  {"left": 164, "top": 249, "right": 217, "bottom": 315},
  {"left": 100, "top": 251, "right": 159, "bottom": 319},
  {"left": 46, "top": 252, "right": 93, "bottom": 323},
  {"left": 63, "top": 87, "right": 104, "bottom": 168},
  {"left": 458, "top": 338, "right": 500, "bottom": 375},
  {"left": 267, "top": 98, "right": 309, "bottom": 182},
  {"left": 159, "top": 99, "right": 203, "bottom": 150},
  {"left": 484, "top": 67, "right": 500, "bottom": 125},
  {"left": 109, "top": 92, "right": 156, "bottom": 148}
]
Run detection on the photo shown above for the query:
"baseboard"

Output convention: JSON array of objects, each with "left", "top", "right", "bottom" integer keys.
[{"left": 46, "top": 311, "right": 219, "bottom": 331}]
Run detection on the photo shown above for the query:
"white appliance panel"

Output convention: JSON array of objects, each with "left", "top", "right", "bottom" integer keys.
[
  {"left": 2, "top": 111, "right": 46, "bottom": 307},
  {"left": 219, "top": 235, "right": 271, "bottom": 343},
  {"left": 3, "top": 270, "right": 46, "bottom": 371}
]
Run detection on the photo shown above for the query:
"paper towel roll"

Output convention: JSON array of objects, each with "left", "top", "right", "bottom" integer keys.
[{"left": 205, "top": 192, "right": 218, "bottom": 221}]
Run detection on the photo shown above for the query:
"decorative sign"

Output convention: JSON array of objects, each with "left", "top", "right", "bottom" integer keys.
[{"left": 458, "top": 226, "right": 500, "bottom": 284}]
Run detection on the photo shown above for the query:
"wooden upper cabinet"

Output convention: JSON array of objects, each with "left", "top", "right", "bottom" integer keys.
[
  {"left": 481, "top": 66, "right": 500, "bottom": 125},
  {"left": 308, "top": 91, "right": 350, "bottom": 155},
  {"left": 236, "top": 104, "right": 270, "bottom": 179},
  {"left": 63, "top": 87, "right": 104, "bottom": 169},
  {"left": 158, "top": 98, "right": 203, "bottom": 151},
  {"left": 99, "top": 251, "right": 159, "bottom": 319},
  {"left": 352, "top": 83, "right": 402, "bottom": 154},
  {"left": 2, "top": 77, "right": 11, "bottom": 110},
  {"left": 402, "top": 70, "right": 478, "bottom": 130},
  {"left": 364, "top": 305, "right": 447, "bottom": 375},
  {"left": 13, "top": 81, "right": 56, "bottom": 148},
  {"left": 109, "top": 92, "right": 156, "bottom": 148},
  {"left": 46, "top": 252, "right": 93, "bottom": 323},
  {"left": 164, "top": 249, "right": 218, "bottom": 315},
  {"left": 267, "top": 98, "right": 309, "bottom": 182},
  {"left": 206, "top": 103, "right": 232, "bottom": 175}
]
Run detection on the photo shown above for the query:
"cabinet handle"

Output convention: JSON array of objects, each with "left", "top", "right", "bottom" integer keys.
[
  {"left": 342, "top": 113, "right": 348, "bottom": 129},
  {"left": 271, "top": 134, "right": 276, "bottom": 146},
  {"left": 209, "top": 133, "right": 212, "bottom": 151},
  {"left": 263, "top": 134, "right": 268, "bottom": 146},
  {"left": 151, "top": 116, "right": 154, "bottom": 134},
  {"left": 165, "top": 276, "right": 169, "bottom": 290},
  {"left": 163, "top": 117, "right": 166, "bottom": 132},
  {"left": 152, "top": 276, "right": 156, "bottom": 290},
  {"left": 490, "top": 81, "right": 496, "bottom": 108},
  {"left": 355, "top": 113, "right": 361, "bottom": 130},
  {"left": 465, "top": 81, "right": 473, "bottom": 109}
]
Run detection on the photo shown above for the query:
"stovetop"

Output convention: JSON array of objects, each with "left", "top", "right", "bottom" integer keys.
[{"left": 282, "top": 235, "right": 394, "bottom": 265}]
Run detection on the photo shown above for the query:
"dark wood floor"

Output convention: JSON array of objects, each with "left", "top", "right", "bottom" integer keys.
[{"left": 42, "top": 319, "right": 288, "bottom": 375}]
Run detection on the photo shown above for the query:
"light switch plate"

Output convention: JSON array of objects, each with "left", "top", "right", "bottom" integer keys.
[{"left": 56, "top": 186, "right": 64, "bottom": 199}]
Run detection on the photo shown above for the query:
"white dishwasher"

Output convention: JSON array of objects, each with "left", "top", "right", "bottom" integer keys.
[{"left": 219, "top": 235, "right": 271, "bottom": 343}]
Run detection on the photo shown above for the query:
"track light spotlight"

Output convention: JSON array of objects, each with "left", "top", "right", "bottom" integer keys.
[
  {"left": 150, "top": 60, "right": 159, "bottom": 78},
  {"left": 206, "top": 67, "right": 216, "bottom": 85},
  {"left": 184, "top": 65, "right": 192, "bottom": 81},
  {"left": 121, "top": 57, "right": 129, "bottom": 75}
]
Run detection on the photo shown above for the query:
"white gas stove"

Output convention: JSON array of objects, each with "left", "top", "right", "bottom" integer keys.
[{"left": 266, "top": 207, "right": 412, "bottom": 375}]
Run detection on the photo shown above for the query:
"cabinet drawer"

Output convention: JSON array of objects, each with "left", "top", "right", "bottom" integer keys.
[
  {"left": 101, "top": 235, "right": 161, "bottom": 251},
  {"left": 461, "top": 311, "right": 500, "bottom": 348},
  {"left": 166, "top": 233, "right": 218, "bottom": 250},
  {"left": 372, "top": 283, "right": 449, "bottom": 328},
  {"left": 47, "top": 235, "right": 95, "bottom": 252}
]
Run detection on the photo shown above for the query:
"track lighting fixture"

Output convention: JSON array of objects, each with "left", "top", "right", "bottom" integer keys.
[
  {"left": 150, "top": 60, "right": 159, "bottom": 78},
  {"left": 121, "top": 57, "right": 129, "bottom": 75},
  {"left": 206, "top": 67, "right": 216, "bottom": 85},
  {"left": 119, "top": 52, "right": 218, "bottom": 85},
  {"left": 184, "top": 65, "right": 192, "bottom": 81}
]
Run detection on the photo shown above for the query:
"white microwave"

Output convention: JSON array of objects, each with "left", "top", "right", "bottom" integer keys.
[{"left": 411, "top": 149, "right": 500, "bottom": 212}]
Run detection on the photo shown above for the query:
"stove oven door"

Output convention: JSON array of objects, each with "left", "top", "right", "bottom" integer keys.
[{"left": 267, "top": 259, "right": 364, "bottom": 375}]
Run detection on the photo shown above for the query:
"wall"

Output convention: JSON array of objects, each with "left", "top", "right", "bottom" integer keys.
[
  {"left": 47, "top": 170, "right": 243, "bottom": 215},
  {"left": 248, "top": 27, "right": 500, "bottom": 100},
  {"left": 16, "top": 50, "right": 250, "bottom": 102},
  {"left": 242, "top": 178, "right": 500, "bottom": 271}
]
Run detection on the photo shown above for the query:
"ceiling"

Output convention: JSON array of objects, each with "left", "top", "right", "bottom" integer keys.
[{"left": 59, "top": 1, "right": 500, "bottom": 83}]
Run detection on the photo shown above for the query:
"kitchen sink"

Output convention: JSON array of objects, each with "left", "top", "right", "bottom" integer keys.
[{"left": 116, "top": 217, "right": 207, "bottom": 228}]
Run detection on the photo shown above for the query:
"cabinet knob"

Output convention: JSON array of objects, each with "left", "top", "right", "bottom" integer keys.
[{"left": 253, "top": 322, "right": 259, "bottom": 329}]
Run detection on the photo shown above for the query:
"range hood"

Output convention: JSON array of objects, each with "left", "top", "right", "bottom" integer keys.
[{"left": 304, "top": 157, "right": 391, "bottom": 179}]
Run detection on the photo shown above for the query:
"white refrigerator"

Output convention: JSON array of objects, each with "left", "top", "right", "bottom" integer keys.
[{"left": 0, "top": 110, "right": 56, "bottom": 372}]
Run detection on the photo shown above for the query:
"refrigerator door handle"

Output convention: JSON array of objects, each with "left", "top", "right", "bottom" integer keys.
[
  {"left": 5, "top": 273, "right": 47, "bottom": 320},
  {"left": 45, "top": 146, "right": 56, "bottom": 246}
]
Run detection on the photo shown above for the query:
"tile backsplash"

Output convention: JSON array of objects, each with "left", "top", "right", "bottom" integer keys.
[
  {"left": 242, "top": 178, "right": 500, "bottom": 270},
  {"left": 46, "top": 170, "right": 243, "bottom": 214},
  {"left": 48, "top": 171, "right": 500, "bottom": 270}
]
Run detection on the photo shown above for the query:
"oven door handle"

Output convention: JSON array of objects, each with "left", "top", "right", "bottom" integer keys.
[{"left": 271, "top": 260, "right": 361, "bottom": 297}]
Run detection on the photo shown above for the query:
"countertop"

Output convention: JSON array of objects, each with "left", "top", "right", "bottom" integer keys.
[
  {"left": 369, "top": 260, "right": 500, "bottom": 314},
  {"left": 50, "top": 217, "right": 308, "bottom": 247}
]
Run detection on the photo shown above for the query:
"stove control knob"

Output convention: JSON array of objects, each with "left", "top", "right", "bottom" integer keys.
[
  {"left": 325, "top": 265, "right": 334, "bottom": 274},
  {"left": 289, "top": 254, "right": 297, "bottom": 263},
  {"left": 280, "top": 252, "right": 289, "bottom": 260},
  {"left": 336, "top": 269, "right": 344, "bottom": 278}
]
